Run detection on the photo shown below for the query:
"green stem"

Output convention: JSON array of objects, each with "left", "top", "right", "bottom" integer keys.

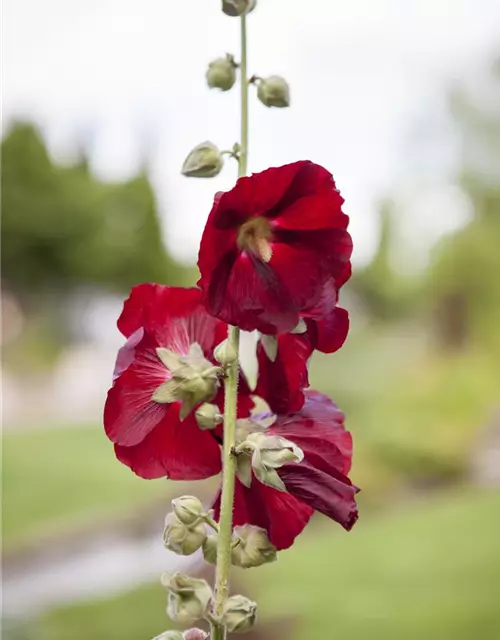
[
  {"left": 238, "top": 13, "right": 248, "bottom": 177},
  {"left": 211, "top": 14, "right": 248, "bottom": 640}
]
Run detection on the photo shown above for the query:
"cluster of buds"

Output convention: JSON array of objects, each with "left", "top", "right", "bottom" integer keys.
[
  {"left": 153, "top": 344, "right": 223, "bottom": 420},
  {"left": 159, "top": 573, "right": 257, "bottom": 635},
  {"left": 181, "top": 0, "right": 290, "bottom": 179}
]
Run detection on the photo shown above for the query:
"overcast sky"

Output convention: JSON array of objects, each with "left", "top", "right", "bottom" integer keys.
[{"left": 3, "top": 0, "right": 500, "bottom": 267}]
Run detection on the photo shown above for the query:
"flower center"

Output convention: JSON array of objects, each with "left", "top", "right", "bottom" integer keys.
[{"left": 237, "top": 216, "right": 273, "bottom": 262}]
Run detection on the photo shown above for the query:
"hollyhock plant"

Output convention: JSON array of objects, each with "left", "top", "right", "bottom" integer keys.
[
  {"left": 197, "top": 160, "right": 353, "bottom": 335},
  {"left": 212, "top": 390, "right": 359, "bottom": 550},
  {"left": 103, "top": 4, "right": 359, "bottom": 639}
]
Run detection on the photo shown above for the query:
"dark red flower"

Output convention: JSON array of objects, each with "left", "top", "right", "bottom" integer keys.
[
  {"left": 212, "top": 390, "right": 359, "bottom": 550},
  {"left": 104, "top": 284, "right": 227, "bottom": 480},
  {"left": 197, "top": 161, "right": 352, "bottom": 335}
]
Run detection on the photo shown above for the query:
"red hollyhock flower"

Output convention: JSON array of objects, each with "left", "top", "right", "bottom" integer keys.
[
  {"left": 197, "top": 161, "right": 352, "bottom": 335},
  {"left": 212, "top": 390, "right": 359, "bottom": 550},
  {"left": 104, "top": 284, "right": 228, "bottom": 480}
]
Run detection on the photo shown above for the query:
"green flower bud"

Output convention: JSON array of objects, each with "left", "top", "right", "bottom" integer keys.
[
  {"left": 206, "top": 55, "right": 237, "bottom": 91},
  {"left": 172, "top": 496, "right": 204, "bottom": 526},
  {"left": 152, "top": 631, "right": 184, "bottom": 640},
  {"left": 161, "top": 573, "right": 213, "bottom": 625},
  {"left": 290, "top": 318, "right": 307, "bottom": 334},
  {"left": 195, "top": 403, "right": 223, "bottom": 431},
  {"left": 152, "top": 343, "right": 223, "bottom": 420},
  {"left": 257, "top": 76, "right": 290, "bottom": 108},
  {"left": 214, "top": 338, "right": 238, "bottom": 366},
  {"left": 163, "top": 512, "right": 207, "bottom": 556},
  {"left": 181, "top": 142, "right": 223, "bottom": 178},
  {"left": 231, "top": 525, "right": 277, "bottom": 568},
  {"left": 239, "top": 433, "right": 303, "bottom": 492},
  {"left": 221, "top": 0, "right": 256, "bottom": 17},
  {"left": 222, "top": 595, "right": 257, "bottom": 633},
  {"left": 202, "top": 534, "right": 218, "bottom": 565}
]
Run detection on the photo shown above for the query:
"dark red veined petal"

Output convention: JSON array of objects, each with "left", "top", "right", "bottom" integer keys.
[
  {"left": 255, "top": 333, "right": 313, "bottom": 414},
  {"left": 114, "top": 404, "right": 222, "bottom": 480},
  {"left": 104, "top": 332, "right": 170, "bottom": 446},
  {"left": 279, "top": 462, "right": 359, "bottom": 531},
  {"left": 212, "top": 477, "right": 313, "bottom": 551}
]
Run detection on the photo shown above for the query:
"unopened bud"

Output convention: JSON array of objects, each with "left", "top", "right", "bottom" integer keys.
[
  {"left": 202, "top": 534, "right": 218, "bottom": 565},
  {"left": 162, "top": 573, "right": 213, "bottom": 625},
  {"left": 172, "top": 496, "right": 204, "bottom": 526},
  {"left": 153, "top": 344, "right": 223, "bottom": 420},
  {"left": 206, "top": 55, "right": 237, "bottom": 91},
  {"left": 290, "top": 318, "right": 307, "bottom": 334},
  {"left": 221, "top": 0, "right": 256, "bottom": 16},
  {"left": 182, "top": 142, "right": 223, "bottom": 178},
  {"left": 244, "top": 433, "right": 303, "bottom": 492},
  {"left": 163, "top": 512, "right": 207, "bottom": 556},
  {"left": 214, "top": 338, "right": 238, "bottom": 366},
  {"left": 195, "top": 403, "right": 222, "bottom": 431},
  {"left": 257, "top": 76, "right": 290, "bottom": 108},
  {"left": 222, "top": 595, "right": 257, "bottom": 633},
  {"left": 152, "top": 632, "right": 184, "bottom": 640},
  {"left": 231, "top": 525, "right": 277, "bottom": 568},
  {"left": 183, "top": 630, "right": 209, "bottom": 640}
]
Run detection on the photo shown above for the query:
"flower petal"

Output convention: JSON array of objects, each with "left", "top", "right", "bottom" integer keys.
[
  {"left": 104, "top": 333, "right": 170, "bottom": 446},
  {"left": 256, "top": 333, "right": 312, "bottom": 414},
  {"left": 114, "top": 404, "right": 222, "bottom": 480},
  {"left": 212, "top": 477, "right": 313, "bottom": 550}
]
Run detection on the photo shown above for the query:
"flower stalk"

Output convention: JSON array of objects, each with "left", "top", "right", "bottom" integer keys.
[{"left": 211, "top": 14, "right": 248, "bottom": 640}]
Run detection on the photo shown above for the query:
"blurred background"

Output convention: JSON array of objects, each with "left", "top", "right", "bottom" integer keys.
[{"left": 2, "top": 0, "right": 500, "bottom": 638}]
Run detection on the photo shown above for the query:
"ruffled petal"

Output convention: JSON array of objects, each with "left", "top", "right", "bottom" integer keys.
[
  {"left": 212, "top": 477, "right": 313, "bottom": 551},
  {"left": 114, "top": 405, "right": 222, "bottom": 480},
  {"left": 256, "top": 333, "right": 312, "bottom": 414},
  {"left": 104, "top": 333, "right": 170, "bottom": 446}
]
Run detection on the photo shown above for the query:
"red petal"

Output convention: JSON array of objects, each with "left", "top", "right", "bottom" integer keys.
[
  {"left": 212, "top": 478, "right": 313, "bottom": 550},
  {"left": 114, "top": 405, "right": 222, "bottom": 480},
  {"left": 104, "top": 333, "right": 170, "bottom": 446},
  {"left": 201, "top": 248, "right": 299, "bottom": 334},
  {"left": 117, "top": 285, "right": 225, "bottom": 354},
  {"left": 307, "top": 307, "right": 350, "bottom": 354},
  {"left": 279, "top": 462, "right": 359, "bottom": 531},
  {"left": 256, "top": 333, "right": 312, "bottom": 414}
]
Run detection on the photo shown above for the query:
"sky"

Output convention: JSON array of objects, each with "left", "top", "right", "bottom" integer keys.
[{"left": 3, "top": 0, "right": 500, "bottom": 267}]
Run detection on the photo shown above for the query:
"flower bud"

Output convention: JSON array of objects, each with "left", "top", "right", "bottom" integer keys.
[
  {"left": 257, "top": 76, "right": 290, "bottom": 108},
  {"left": 206, "top": 55, "right": 237, "bottom": 91},
  {"left": 222, "top": 595, "right": 257, "bottom": 633},
  {"left": 214, "top": 338, "right": 238, "bottom": 366},
  {"left": 231, "top": 525, "right": 277, "bottom": 568},
  {"left": 195, "top": 403, "right": 222, "bottom": 431},
  {"left": 162, "top": 573, "right": 213, "bottom": 625},
  {"left": 181, "top": 142, "right": 223, "bottom": 178},
  {"left": 163, "top": 512, "right": 207, "bottom": 556},
  {"left": 153, "top": 343, "right": 223, "bottom": 420},
  {"left": 221, "top": 0, "right": 256, "bottom": 16},
  {"left": 244, "top": 433, "right": 303, "bottom": 492},
  {"left": 183, "top": 630, "right": 209, "bottom": 640},
  {"left": 172, "top": 496, "right": 204, "bottom": 526},
  {"left": 152, "top": 632, "right": 184, "bottom": 640},
  {"left": 202, "top": 534, "right": 218, "bottom": 565},
  {"left": 290, "top": 318, "right": 307, "bottom": 334}
]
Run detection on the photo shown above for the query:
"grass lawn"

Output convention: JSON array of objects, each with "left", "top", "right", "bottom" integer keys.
[
  {"left": 33, "top": 488, "right": 500, "bottom": 640},
  {"left": 2, "top": 425, "right": 168, "bottom": 550}
]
